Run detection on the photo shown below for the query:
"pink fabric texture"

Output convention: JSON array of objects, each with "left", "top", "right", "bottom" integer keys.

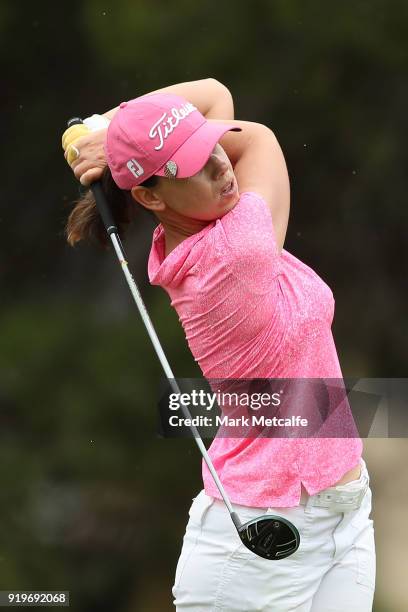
[{"left": 148, "top": 191, "right": 362, "bottom": 507}]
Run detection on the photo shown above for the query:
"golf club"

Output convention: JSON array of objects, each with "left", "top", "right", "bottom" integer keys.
[{"left": 66, "top": 116, "right": 300, "bottom": 560}]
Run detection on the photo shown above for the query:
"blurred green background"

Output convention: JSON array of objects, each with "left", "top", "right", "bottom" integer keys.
[{"left": 1, "top": 0, "right": 407, "bottom": 610}]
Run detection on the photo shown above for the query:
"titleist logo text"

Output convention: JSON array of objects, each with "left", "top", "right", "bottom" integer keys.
[{"left": 149, "top": 102, "right": 197, "bottom": 151}]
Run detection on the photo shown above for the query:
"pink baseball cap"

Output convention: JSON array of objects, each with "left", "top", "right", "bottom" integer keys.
[{"left": 104, "top": 92, "right": 241, "bottom": 189}]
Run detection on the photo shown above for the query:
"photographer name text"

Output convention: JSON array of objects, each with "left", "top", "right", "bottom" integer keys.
[{"left": 168, "top": 415, "right": 308, "bottom": 427}]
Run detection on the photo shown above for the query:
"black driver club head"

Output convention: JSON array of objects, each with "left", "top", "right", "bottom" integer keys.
[{"left": 238, "top": 514, "right": 300, "bottom": 560}]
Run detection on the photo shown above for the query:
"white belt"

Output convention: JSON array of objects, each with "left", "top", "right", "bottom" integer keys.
[{"left": 300, "top": 474, "right": 369, "bottom": 512}]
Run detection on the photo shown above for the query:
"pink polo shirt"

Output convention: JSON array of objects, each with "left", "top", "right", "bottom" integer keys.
[{"left": 148, "top": 191, "right": 362, "bottom": 508}]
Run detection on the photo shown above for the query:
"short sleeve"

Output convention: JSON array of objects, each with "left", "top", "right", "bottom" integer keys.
[{"left": 216, "top": 191, "right": 281, "bottom": 293}]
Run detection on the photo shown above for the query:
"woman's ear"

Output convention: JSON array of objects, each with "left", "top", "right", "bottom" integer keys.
[{"left": 131, "top": 185, "right": 165, "bottom": 212}]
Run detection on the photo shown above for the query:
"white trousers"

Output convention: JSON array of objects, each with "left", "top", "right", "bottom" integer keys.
[{"left": 172, "top": 459, "right": 375, "bottom": 611}]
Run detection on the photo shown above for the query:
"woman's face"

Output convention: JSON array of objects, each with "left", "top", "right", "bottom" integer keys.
[{"left": 153, "top": 143, "right": 240, "bottom": 221}]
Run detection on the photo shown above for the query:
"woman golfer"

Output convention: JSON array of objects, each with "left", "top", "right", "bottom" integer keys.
[{"left": 62, "top": 78, "right": 375, "bottom": 611}]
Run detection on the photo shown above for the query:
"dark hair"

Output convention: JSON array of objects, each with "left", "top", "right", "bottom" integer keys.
[{"left": 65, "top": 166, "right": 158, "bottom": 249}]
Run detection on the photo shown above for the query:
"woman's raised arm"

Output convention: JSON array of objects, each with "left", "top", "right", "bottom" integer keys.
[
  {"left": 212, "top": 119, "right": 290, "bottom": 255},
  {"left": 103, "top": 78, "right": 234, "bottom": 121}
]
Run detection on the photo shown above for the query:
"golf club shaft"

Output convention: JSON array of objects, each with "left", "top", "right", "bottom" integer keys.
[{"left": 67, "top": 117, "right": 241, "bottom": 527}]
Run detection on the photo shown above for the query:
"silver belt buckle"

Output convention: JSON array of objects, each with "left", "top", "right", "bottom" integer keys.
[{"left": 310, "top": 477, "right": 369, "bottom": 512}]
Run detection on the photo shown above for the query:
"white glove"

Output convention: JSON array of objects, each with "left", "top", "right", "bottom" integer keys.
[{"left": 83, "top": 114, "right": 111, "bottom": 131}]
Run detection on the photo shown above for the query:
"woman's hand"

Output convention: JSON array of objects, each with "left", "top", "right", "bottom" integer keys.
[{"left": 62, "top": 127, "right": 108, "bottom": 186}]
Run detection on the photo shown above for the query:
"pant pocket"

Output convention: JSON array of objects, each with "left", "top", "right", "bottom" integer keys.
[
  {"left": 353, "top": 524, "right": 376, "bottom": 590},
  {"left": 173, "top": 525, "right": 200, "bottom": 596},
  {"left": 173, "top": 491, "right": 215, "bottom": 595},
  {"left": 213, "top": 549, "right": 254, "bottom": 610}
]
